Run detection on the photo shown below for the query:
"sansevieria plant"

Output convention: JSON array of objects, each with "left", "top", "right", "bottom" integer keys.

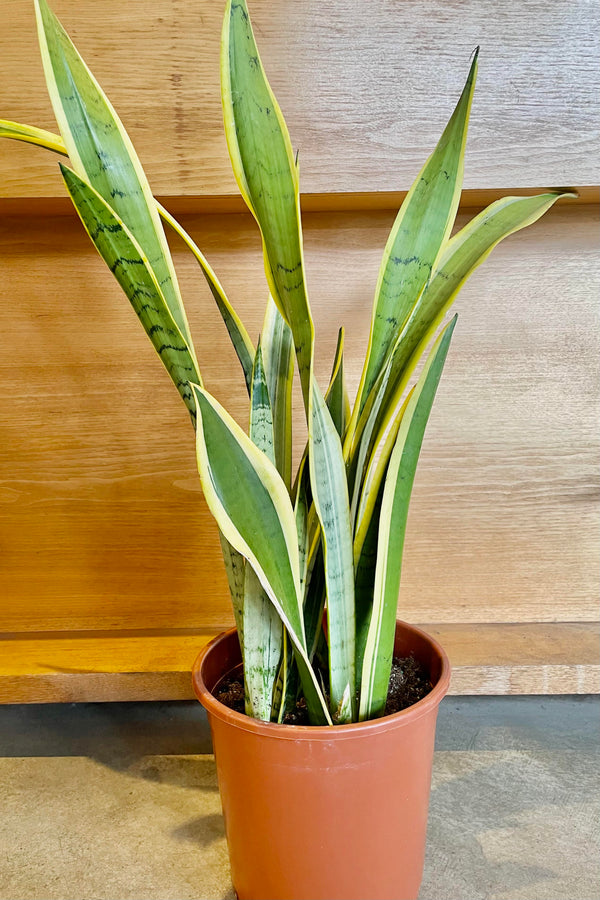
[{"left": 2, "top": 0, "right": 573, "bottom": 725}]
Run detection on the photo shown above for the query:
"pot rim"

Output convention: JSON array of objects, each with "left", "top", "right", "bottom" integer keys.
[{"left": 191, "top": 619, "right": 451, "bottom": 742}]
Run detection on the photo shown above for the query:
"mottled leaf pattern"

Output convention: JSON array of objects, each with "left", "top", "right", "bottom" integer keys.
[
  {"left": 34, "top": 0, "right": 197, "bottom": 366},
  {"left": 61, "top": 165, "right": 200, "bottom": 419},
  {"left": 222, "top": 0, "right": 314, "bottom": 410},
  {"left": 242, "top": 345, "right": 283, "bottom": 721},
  {"left": 7, "top": 2, "right": 569, "bottom": 725},
  {"left": 309, "top": 380, "right": 355, "bottom": 722},
  {"left": 192, "top": 385, "right": 331, "bottom": 725}
]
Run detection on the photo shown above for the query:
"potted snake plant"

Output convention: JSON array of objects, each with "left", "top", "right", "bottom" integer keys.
[{"left": 1, "top": 1, "right": 573, "bottom": 897}]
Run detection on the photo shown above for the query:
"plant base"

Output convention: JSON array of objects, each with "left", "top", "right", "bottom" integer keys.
[{"left": 192, "top": 620, "right": 451, "bottom": 900}]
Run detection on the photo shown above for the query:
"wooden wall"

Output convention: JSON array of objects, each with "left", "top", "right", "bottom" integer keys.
[{"left": 1, "top": 0, "right": 598, "bottom": 701}]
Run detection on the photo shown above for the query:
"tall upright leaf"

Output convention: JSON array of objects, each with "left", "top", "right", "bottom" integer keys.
[
  {"left": 242, "top": 344, "right": 283, "bottom": 720},
  {"left": 34, "top": 0, "right": 198, "bottom": 371},
  {"left": 261, "top": 297, "right": 294, "bottom": 489},
  {"left": 309, "top": 381, "right": 355, "bottom": 723},
  {"left": 61, "top": 165, "right": 201, "bottom": 419},
  {"left": 346, "top": 50, "right": 478, "bottom": 448},
  {"left": 221, "top": 0, "right": 314, "bottom": 410},
  {"left": 192, "top": 385, "right": 331, "bottom": 725},
  {"left": 359, "top": 318, "right": 457, "bottom": 720}
]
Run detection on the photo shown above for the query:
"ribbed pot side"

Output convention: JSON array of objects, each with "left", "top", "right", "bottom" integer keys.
[{"left": 192, "top": 620, "right": 451, "bottom": 900}]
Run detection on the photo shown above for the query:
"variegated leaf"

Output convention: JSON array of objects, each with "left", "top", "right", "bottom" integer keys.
[
  {"left": 242, "top": 344, "right": 283, "bottom": 720},
  {"left": 34, "top": 0, "right": 197, "bottom": 369},
  {"left": 192, "top": 384, "right": 331, "bottom": 725},
  {"left": 309, "top": 380, "right": 355, "bottom": 722},
  {"left": 348, "top": 50, "right": 478, "bottom": 435},
  {"left": 359, "top": 317, "right": 457, "bottom": 720},
  {"left": 221, "top": 0, "right": 314, "bottom": 410},
  {"left": 61, "top": 165, "right": 201, "bottom": 419}
]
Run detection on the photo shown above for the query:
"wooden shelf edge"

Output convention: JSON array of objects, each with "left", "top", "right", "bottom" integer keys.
[
  {"left": 1, "top": 622, "right": 598, "bottom": 704},
  {"left": 0, "top": 186, "right": 596, "bottom": 218}
]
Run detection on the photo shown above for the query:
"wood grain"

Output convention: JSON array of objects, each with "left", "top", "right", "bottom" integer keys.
[
  {"left": 0, "top": 624, "right": 596, "bottom": 702},
  {"left": 0, "top": 0, "right": 597, "bottom": 199},
  {"left": 0, "top": 202, "right": 597, "bottom": 632}
]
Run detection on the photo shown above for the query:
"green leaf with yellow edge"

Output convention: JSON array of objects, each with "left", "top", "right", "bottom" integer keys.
[
  {"left": 347, "top": 50, "right": 478, "bottom": 441},
  {"left": 242, "top": 343, "right": 283, "bottom": 721},
  {"left": 61, "top": 165, "right": 201, "bottom": 420},
  {"left": 381, "top": 192, "right": 576, "bottom": 408},
  {"left": 348, "top": 191, "right": 575, "bottom": 527},
  {"left": 261, "top": 297, "right": 294, "bottom": 489},
  {"left": 221, "top": 0, "right": 314, "bottom": 411},
  {"left": 309, "top": 380, "right": 355, "bottom": 723},
  {"left": 192, "top": 384, "right": 331, "bottom": 725},
  {"left": 34, "top": 0, "right": 197, "bottom": 372},
  {"left": 158, "top": 204, "right": 255, "bottom": 393},
  {"left": 0, "top": 118, "right": 67, "bottom": 155},
  {"left": 359, "top": 317, "right": 457, "bottom": 721},
  {"left": 325, "top": 328, "right": 351, "bottom": 440}
]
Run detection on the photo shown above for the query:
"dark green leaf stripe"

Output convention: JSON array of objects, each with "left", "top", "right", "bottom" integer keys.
[{"left": 61, "top": 165, "right": 200, "bottom": 419}]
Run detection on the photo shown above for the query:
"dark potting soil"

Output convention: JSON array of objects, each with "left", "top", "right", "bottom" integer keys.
[{"left": 214, "top": 656, "right": 432, "bottom": 725}]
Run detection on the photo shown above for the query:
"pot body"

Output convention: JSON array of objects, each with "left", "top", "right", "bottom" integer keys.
[{"left": 192, "top": 620, "right": 450, "bottom": 900}]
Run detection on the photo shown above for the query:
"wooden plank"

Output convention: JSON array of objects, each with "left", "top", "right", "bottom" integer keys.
[
  {"left": 0, "top": 0, "right": 597, "bottom": 199},
  {"left": 0, "top": 203, "right": 597, "bottom": 631},
  {"left": 0, "top": 623, "right": 596, "bottom": 703},
  {"left": 0, "top": 188, "right": 596, "bottom": 220}
]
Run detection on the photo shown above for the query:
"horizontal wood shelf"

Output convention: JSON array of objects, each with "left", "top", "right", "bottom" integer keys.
[
  {"left": 1, "top": 623, "right": 597, "bottom": 704},
  {"left": 0, "top": 188, "right": 595, "bottom": 219}
]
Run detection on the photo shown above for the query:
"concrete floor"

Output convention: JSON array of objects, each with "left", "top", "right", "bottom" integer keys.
[{"left": 0, "top": 696, "right": 598, "bottom": 900}]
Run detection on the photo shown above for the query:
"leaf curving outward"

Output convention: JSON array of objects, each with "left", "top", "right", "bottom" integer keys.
[
  {"left": 61, "top": 165, "right": 201, "bottom": 420},
  {"left": 221, "top": 0, "right": 314, "bottom": 411},
  {"left": 352, "top": 191, "right": 575, "bottom": 485}
]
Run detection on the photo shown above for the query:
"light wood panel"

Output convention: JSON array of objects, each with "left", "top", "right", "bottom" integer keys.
[
  {"left": 0, "top": 202, "right": 597, "bottom": 632},
  {"left": 1, "top": 624, "right": 596, "bottom": 703},
  {"left": 1, "top": 0, "right": 598, "bottom": 199}
]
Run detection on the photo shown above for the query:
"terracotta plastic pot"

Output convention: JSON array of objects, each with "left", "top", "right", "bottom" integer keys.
[{"left": 192, "top": 619, "right": 450, "bottom": 900}]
